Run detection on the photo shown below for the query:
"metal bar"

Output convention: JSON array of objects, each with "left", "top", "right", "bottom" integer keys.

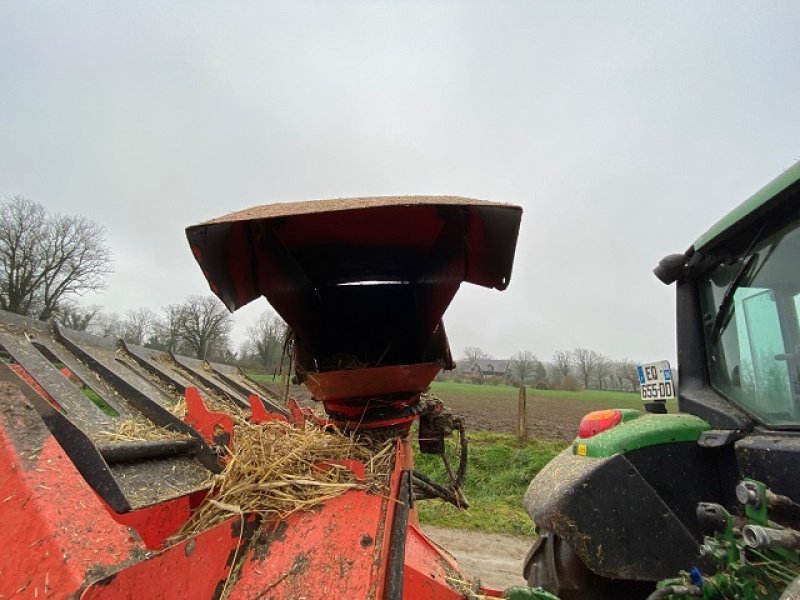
[
  {"left": 121, "top": 342, "right": 189, "bottom": 395},
  {"left": 170, "top": 354, "right": 250, "bottom": 409},
  {"left": 384, "top": 470, "right": 411, "bottom": 600},
  {"left": 0, "top": 331, "right": 112, "bottom": 431},
  {"left": 98, "top": 439, "right": 197, "bottom": 464},
  {"left": 0, "top": 363, "right": 132, "bottom": 512},
  {"left": 53, "top": 323, "right": 222, "bottom": 474},
  {"left": 207, "top": 364, "right": 288, "bottom": 416},
  {"left": 30, "top": 339, "right": 132, "bottom": 419}
]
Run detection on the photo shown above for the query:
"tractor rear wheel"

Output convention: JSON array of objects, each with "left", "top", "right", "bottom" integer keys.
[{"left": 523, "top": 532, "right": 653, "bottom": 600}]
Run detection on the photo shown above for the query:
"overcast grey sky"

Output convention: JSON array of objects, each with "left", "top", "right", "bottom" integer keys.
[{"left": 1, "top": 1, "right": 799, "bottom": 366}]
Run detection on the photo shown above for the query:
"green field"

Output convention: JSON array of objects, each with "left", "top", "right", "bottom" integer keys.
[
  {"left": 430, "top": 380, "right": 676, "bottom": 411},
  {"left": 413, "top": 431, "right": 567, "bottom": 536},
  {"left": 247, "top": 371, "right": 656, "bottom": 410},
  {"left": 245, "top": 370, "right": 282, "bottom": 384}
]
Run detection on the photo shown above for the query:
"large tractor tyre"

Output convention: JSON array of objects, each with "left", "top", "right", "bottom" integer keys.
[{"left": 523, "top": 532, "right": 654, "bottom": 600}]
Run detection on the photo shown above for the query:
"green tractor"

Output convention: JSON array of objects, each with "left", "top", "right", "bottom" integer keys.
[{"left": 522, "top": 162, "right": 800, "bottom": 600}]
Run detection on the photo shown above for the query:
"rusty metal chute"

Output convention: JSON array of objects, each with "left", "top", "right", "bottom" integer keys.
[{"left": 186, "top": 196, "right": 522, "bottom": 382}]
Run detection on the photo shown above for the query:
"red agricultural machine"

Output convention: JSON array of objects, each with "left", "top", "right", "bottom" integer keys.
[{"left": 0, "top": 197, "right": 534, "bottom": 599}]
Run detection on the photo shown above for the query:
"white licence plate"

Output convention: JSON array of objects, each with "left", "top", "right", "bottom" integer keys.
[{"left": 638, "top": 360, "right": 675, "bottom": 401}]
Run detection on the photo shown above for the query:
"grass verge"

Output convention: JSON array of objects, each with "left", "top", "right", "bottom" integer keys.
[
  {"left": 430, "top": 380, "right": 677, "bottom": 411},
  {"left": 413, "top": 431, "right": 567, "bottom": 536}
]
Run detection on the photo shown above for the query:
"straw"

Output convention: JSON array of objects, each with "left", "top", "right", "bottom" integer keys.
[
  {"left": 445, "top": 575, "right": 492, "bottom": 599},
  {"left": 171, "top": 420, "right": 394, "bottom": 541},
  {"left": 98, "top": 416, "right": 192, "bottom": 443}
]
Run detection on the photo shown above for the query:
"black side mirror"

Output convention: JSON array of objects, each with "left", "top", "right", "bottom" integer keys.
[{"left": 653, "top": 253, "right": 688, "bottom": 285}]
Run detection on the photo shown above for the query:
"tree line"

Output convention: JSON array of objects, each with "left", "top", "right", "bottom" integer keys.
[
  {"left": 461, "top": 346, "right": 642, "bottom": 392},
  {"left": 0, "top": 195, "right": 287, "bottom": 366},
  {"left": 58, "top": 299, "right": 287, "bottom": 366}
]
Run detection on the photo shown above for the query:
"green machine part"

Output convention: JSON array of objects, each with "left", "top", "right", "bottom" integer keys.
[
  {"left": 572, "top": 410, "right": 710, "bottom": 458},
  {"left": 501, "top": 586, "right": 561, "bottom": 600},
  {"left": 654, "top": 481, "right": 800, "bottom": 600}
]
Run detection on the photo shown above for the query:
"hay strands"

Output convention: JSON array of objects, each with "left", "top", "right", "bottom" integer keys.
[
  {"left": 171, "top": 419, "right": 394, "bottom": 542},
  {"left": 98, "top": 416, "right": 191, "bottom": 443}
]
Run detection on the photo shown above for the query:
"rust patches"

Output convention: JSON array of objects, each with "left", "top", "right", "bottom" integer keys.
[
  {"left": 212, "top": 516, "right": 261, "bottom": 598},
  {"left": 257, "top": 553, "right": 311, "bottom": 598},
  {"left": 199, "top": 195, "right": 508, "bottom": 225},
  {"left": 291, "top": 553, "right": 309, "bottom": 574},
  {"left": 249, "top": 520, "right": 288, "bottom": 563},
  {"left": 91, "top": 572, "right": 117, "bottom": 587},
  {"left": 77, "top": 547, "right": 153, "bottom": 594},
  {"left": 338, "top": 555, "right": 354, "bottom": 579},
  {"left": 283, "top": 553, "right": 310, "bottom": 588},
  {"left": 435, "top": 554, "right": 473, "bottom": 594},
  {"left": 0, "top": 382, "right": 49, "bottom": 468}
]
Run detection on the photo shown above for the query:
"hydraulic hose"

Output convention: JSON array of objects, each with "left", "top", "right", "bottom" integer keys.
[{"left": 645, "top": 585, "right": 702, "bottom": 599}]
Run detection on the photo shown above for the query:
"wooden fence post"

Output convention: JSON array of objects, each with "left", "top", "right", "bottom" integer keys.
[{"left": 518, "top": 386, "right": 527, "bottom": 441}]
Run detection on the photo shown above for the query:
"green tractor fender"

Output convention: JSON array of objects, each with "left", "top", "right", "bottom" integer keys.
[
  {"left": 573, "top": 410, "right": 710, "bottom": 458},
  {"left": 524, "top": 411, "right": 713, "bottom": 583}
]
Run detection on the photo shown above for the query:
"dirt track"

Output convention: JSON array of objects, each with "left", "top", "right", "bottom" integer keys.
[{"left": 423, "top": 525, "right": 531, "bottom": 591}]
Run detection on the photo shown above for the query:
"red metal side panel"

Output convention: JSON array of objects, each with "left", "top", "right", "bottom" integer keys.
[
  {"left": 109, "top": 490, "right": 209, "bottom": 549},
  {"left": 81, "top": 518, "right": 243, "bottom": 599},
  {"left": 403, "top": 525, "right": 469, "bottom": 600},
  {"left": 0, "top": 382, "right": 144, "bottom": 598},
  {"left": 303, "top": 364, "right": 441, "bottom": 403},
  {"left": 228, "top": 489, "right": 390, "bottom": 599},
  {"left": 184, "top": 386, "right": 235, "bottom": 447}
]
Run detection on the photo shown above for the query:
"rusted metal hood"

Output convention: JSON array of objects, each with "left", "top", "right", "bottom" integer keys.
[{"left": 186, "top": 196, "right": 521, "bottom": 382}]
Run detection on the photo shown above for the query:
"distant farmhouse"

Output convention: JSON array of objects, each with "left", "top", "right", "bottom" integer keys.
[{"left": 461, "top": 359, "right": 511, "bottom": 380}]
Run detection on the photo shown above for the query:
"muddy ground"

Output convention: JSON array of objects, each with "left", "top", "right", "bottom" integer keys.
[
  {"left": 425, "top": 389, "right": 604, "bottom": 442},
  {"left": 423, "top": 525, "right": 531, "bottom": 591}
]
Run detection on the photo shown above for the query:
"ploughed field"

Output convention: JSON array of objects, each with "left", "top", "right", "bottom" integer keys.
[{"left": 429, "top": 380, "right": 656, "bottom": 442}]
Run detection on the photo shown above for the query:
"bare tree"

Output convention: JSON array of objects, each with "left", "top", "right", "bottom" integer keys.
[
  {"left": 462, "top": 346, "right": 492, "bottom": 364},
  {"left": 0, "top": 196, "right": 112, "bottom": 320},
  {"left": 573, "top": 348, "right": 604, "bottom": 389},
  {"left": 532, "top": 360, "right": 548, "bottom": 387},
  {"left": 593, "top": 353, "right": 613, "bottom": 389},
  {"left": 552, "top": 350, "right": 573, "bottom": 379},
  {"left": 122, "top": 307, "right": 156, "bottom": 346},
  {"left": 55, "top": 302, "right": 101, "bottom": 331},
  {"left": 243, "top": 309, "right": 287, "bottom": 367},
  {"left": 617, "top": 360, "right": 642, "bottom": 392},
  {"left": 179, "top": 295, "right": 233, "bottom": 360},
  {"left": 510, "top": 350, "right": 538, "bottom": 383},
  {"left": 151, "top": 304, "right": 186, "bottom": 353},
  {"left": 91, "top": 311, "right": 123, "bottom": 338}
]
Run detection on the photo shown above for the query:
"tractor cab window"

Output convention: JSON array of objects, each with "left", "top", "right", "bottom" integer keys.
[{"left": 699, "top": 218, "right": 800, "bottom": 426}]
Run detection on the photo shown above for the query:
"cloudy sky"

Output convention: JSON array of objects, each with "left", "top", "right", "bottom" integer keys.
[{"left": 1, "top": 1, "right": 798, "bottom": 366}]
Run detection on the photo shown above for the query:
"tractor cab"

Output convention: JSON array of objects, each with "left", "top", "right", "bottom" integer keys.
[
  {"left": 684, "top": 188, "right": 800, "bottom": 430},
  {"left": 524, "top": 161, "right": 800, "bottom": 600}
]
